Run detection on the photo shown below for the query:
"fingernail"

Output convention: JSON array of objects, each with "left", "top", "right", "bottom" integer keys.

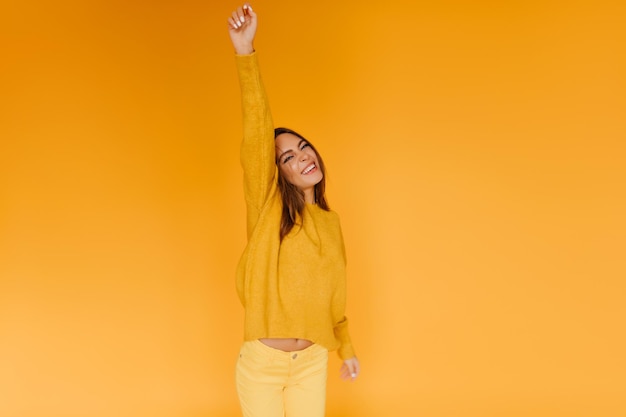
[
  {"left": 351, "top": 373, "right": 357, "bottom": 378},
  {"left": 240, "top": 16, "right": 245, "bottom": 23}
]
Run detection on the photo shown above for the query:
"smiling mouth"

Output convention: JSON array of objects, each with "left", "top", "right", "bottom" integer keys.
[{"left": 301, "top": 163, "right": 317, "bottom": 175}]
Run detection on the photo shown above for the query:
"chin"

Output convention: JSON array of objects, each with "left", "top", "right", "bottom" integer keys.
[{"left": 311, "top": 172, "right": 324, "bottom": 185}]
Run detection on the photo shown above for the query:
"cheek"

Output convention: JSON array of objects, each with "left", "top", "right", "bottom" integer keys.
[{"left": 279, "top": 164, "right": 297, "bottom": 181}]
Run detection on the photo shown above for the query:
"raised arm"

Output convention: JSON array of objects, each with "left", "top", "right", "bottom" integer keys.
[{"left": 228, "top": 4, "right": 276, "bottom": 238}]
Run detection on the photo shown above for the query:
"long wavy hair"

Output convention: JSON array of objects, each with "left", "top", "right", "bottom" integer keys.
[{"left": 275, "top": 127, "right": 329, "bottom": 241}]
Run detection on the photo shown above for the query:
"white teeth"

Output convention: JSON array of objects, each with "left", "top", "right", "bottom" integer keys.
[{"left": 302, "top": 164, "right": 316, "bottom": 175}]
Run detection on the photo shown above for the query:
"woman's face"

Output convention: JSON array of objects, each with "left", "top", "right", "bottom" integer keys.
[{"left": 275, "top": 133, "right": 323, "bottom": 195}]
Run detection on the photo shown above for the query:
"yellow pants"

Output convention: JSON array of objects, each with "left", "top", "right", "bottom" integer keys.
[{"left": 236, "top": 340, "right": 328, "bottom": 417}]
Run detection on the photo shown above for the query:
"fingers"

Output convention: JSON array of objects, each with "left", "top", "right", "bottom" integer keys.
[
  {"left": 340, "top": 358, "right": 360, "bottom": 382},
  {"left": 349, "top": 358, "right": 360, "bottom": 380},
  {"left": 244, "top": 3, "right": 256, "bottom": 18},
  {"left": 228, "top": 9, "right": 244, "bottom": 30},
  {"left": 339, "top": 363, "right": 351, "bottom": 381},
  {"left": 227, "top": 4, "right": 254, "bottom": 30},
  {"left": 347, "top": 361, "right": 357, "bottom": 379},
  {"left": 351, "top": 359, "right": 361, "bottom": 379}
]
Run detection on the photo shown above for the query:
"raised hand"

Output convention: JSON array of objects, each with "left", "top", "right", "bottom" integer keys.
[{"left": 227, "top": 3, "right": 257, "bottom": 55}]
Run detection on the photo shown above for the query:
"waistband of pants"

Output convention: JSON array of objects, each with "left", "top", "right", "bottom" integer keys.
[{"left": 244, "top": 339, "right": 327, "bottom": 362}]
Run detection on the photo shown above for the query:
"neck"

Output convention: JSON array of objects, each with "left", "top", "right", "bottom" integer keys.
[{"left": 303, "top": 188, "right": 315, "bottom": 204}]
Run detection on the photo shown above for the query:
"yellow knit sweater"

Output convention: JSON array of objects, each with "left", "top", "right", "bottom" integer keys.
[{"left": 235, "top": 52, "right": 355, "bottom": 360}]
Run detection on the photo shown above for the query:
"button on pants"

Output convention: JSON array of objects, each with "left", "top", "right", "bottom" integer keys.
[{"left": 236, "top": 340, "right": 328, "bottom": 417}]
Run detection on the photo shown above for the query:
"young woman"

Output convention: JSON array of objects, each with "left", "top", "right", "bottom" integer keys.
[{"left": 227, "top": 4, "right": 360, "bottom": 416}]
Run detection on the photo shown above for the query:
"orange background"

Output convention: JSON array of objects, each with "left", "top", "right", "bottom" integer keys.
[{"left": 1, "top": 1, "right": 625, "bottom": 416}]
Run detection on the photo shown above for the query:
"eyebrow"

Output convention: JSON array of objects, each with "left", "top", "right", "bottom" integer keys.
[{"left": 277, "top": 139, "right": 306, "bottom": 161}]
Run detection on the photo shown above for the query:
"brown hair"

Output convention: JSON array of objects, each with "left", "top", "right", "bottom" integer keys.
[{"left": 275, "top": 127, "right": 329, "bottom": 241}]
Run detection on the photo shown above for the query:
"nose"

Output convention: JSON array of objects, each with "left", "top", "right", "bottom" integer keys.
[{"left": 299, "top": 151, "right": 310, "bottom": 162}]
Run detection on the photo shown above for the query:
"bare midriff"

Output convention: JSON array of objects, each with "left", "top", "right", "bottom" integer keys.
[{"left": 259, "top": 338, "right": 314, "bottom": 352}]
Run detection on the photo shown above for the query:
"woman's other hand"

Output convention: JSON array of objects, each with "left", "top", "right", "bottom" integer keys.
[
  {"left": 340, "top": 357, "right": 361, "bottom": 382},
  {"left": 227, "top": 3, "right": 257, "bottom": 55}
]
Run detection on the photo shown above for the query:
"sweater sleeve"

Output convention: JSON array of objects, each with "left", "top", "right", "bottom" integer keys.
[
  {"left": 236, "top": 52, "right": 277, "bottom": 239},
  {"left": 334, "top": 316, "right": 356, "bottom": 360}
]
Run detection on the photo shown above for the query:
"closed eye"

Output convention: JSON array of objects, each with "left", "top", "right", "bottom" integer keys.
[{"left": 278, "top": 140, "right": 309, "bottom": 164}]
